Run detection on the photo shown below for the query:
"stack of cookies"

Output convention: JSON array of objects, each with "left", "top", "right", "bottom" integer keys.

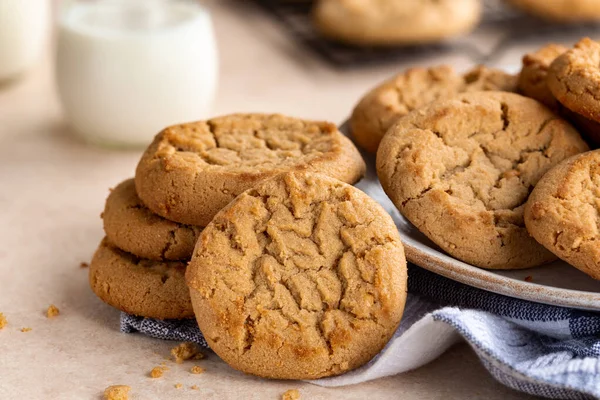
[
  {"left": 352, "top": 36, "right": 600, "bottom": 280},
  {"left": 90, "top": 114, "right": 367, "bottom": 319},
  {"left": 90, "top": 113, "right": 410, "bottom": 379}
]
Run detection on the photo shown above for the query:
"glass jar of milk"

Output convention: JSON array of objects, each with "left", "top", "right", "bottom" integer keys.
[
  {"left": 56, "top": 0, "right": 218, "bottom": 148},
  {"left": 0, "top": 0, "right": 50, "bottom": 82}
]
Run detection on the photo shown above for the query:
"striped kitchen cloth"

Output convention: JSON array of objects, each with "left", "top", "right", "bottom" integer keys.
[{"left": 121, "top": 264, "right": 600, "bottom": 399}]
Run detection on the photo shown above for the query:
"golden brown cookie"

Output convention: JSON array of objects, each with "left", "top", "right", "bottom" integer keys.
[
  {"left": 135, "top": 114, "right": 366, "bottom": 226},
  {"left": 351, "top": 65, "right": 517, "bottom": 153},
  {"left": 312, "top": 0, "right": 481, "bottom": 46},
  {"left": 89, "top": 238, "right": 193, "bottom": 319},
  {"left": 518, "top": 43, "right": 568, "bottom": 109},
  {"left": 186, "top": 172, "right": 407, "bottom": 379},
  {"left": 506, "top": 0, "right": 600, "bottom": 21},
  {"left": 103, "top": 179, "right": 202, "bottom": 261},
  {"left": 525, "top": 150, "right": 600, "bottom": 279},
  {"left": 377, "top": 91, "right": 589, "bottom": 269},
  {"left": 548, "top": 38, "right": 600, "bottom": 123}
]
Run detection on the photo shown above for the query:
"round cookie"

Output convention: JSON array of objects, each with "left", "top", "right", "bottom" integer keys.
[
  {"left": 548, "top": 38, "right": 600, "bottom": 123},
  {"left": 377, "top": 91, "right": 589, "bottom": 269},
  {"left": 186, "top": 172, "right": 407, "bottom": 379},
  {"left": 525, "top": 150, "right": 600, "bottom": 280},
  {"left": 351, "top": 65, "right": 517, "bottom": 153},
  {"left": 135, "top": 113, "right": 366, "bottom": 226},
  {"left": 505, "top": 0, "right": 600, "bottom": 22},
  {"left": 103, "top": 179, "right": 202, "bottom": 261},
  {"left": 90, "top": 238, "right": 193, "bottom": 319},
  {"left": 312, "top": 0, "right": 481, "bottom": 46},
  {"left": 518, "top": 43, "right": 567, "bottom": 109}
]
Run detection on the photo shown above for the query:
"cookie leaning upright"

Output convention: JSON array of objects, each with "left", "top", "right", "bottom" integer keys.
[
  {"left": 103, "top": 179, "right": 202, "bottom": 261},
  {"left": 186, "top": 172, "right": 407, "bottom": 379},
  {"left": 525, "top": 150, "right": 600, "bottom": 280},
  {"left": 312, "top": 0, "right": 481, "bottom": 46},
  {"left": 377, "top": 91, "right": 589, "bottom": 269},
  {"left": 518, "top": 43, "right": 567, "bottom": 109},
  {"left": 135, "top": 114, "right": 366, "bottom": 226},
  {"left": 548, "top": 38, "right": 600, "bottom": 123},
  {"left": 351, "top": 65, "right": 517, "bottom": 153}
]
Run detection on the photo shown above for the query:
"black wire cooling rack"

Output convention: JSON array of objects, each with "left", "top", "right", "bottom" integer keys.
[{"left": 248, "top": 0, "right": 600, "bottom": 67}]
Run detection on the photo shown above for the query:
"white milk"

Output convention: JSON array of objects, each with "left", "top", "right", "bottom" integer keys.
[
  {"left": 0, "top": 0, "right": 50, "bottom": 81},
  {"left": 56, "top": 0, "right": 218, "bottom": 147}
]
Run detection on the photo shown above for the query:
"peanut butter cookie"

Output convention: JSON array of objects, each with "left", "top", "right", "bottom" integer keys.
[
  {"left": 89, "top": 238, "right": 193, "bottom": 319},
  {"left": 312, "top": 0, "right": 481, "bottom": 46},
  {"left": 506, "top": 0, "right": 600, "bottom": 22},
  {"left": 135, "top": 114, "right": 366, "bottom": 226},
  {"left": 186, "top": 172, "right": 407, "bottom": 379},
  {"left": 525, "top": 150, "right": 600, "bottom": 279},
  {"left": 548, "top": 38, "right": 600, "bottom": 123},
  {"left": 103, "top": 179, "right": 202, "bottom": 261},
  {"left": 351, "top": 65, "right": 517, "bottom": 153},
  {"left": 377, "top": 91, "right": 589, "bottom": 269},
  {"left": 518, "top": 43, "right": 568, "bottom": 109}
]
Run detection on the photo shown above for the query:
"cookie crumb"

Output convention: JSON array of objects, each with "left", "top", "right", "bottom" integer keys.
[
  {"left": 171, "top": 342, "right": 202, "bottom": 363},
  {"left": 20, "top": 327, "right": 32, "bottom": 332},
  {"left": 150, "top": 366, "right": 168, "bottom": 378},
  {"left": 80, "top": 262, "right": 89, "bottom": 268},
  {"left": 524, "top": 275, "right": 533, "bottom": 282},
  {"left": 0, "top": 313, "right": 7, "bottom": 329},
  {"left": 46, "top": 304, "right": 60, "bottom": 318},
  {"left": 282, "top": 389, "right": 300, "bottom": 400},
  {"left": 103, "top": 385, "right": 130, "bottom": 400},
  {"left": 190, "top": 385, "right": 199, "bottom": 390},
  {"left": 190, "top": 365, "right": 205, "bottom": 374},
  {"left": 174, "top": 383, "right": 182, "bottom": 389}
]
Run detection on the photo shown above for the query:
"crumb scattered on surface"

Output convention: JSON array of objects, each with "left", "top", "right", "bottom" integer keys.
[
  {"left": 174, "top": 383, "right": 182, "bottom": 389},
  {"left": 103, "top": 385, "right": 130, "bottom": 400},
  {"left": 80, "top": 262, "right": 89, "bottom": 268},
  {"left": 46, "top": 304, "right": 60, "bottom": 318},
  {"left": 190, "top": 365, "right": 205, "bottom": 374},
  {"left": 171, "top": 342, "right": 202, "bottom": 363},
  {"left": 150, "top": 365, "right": 168, "bottom": 378},
  {"left": 282, "top": 389, "right": 300, "bottom": 400},
  {"left": 0, "top": 313, "right": 7, "bottom": 329},
  {"left": 524, "top": 275, "right": 533, "bottom": 282},
  {"left": 191, "top": 385, "right": 199, "bottom": 390},
  {"left": 20, "top": 327, "right": 32, "bottom": 332}
]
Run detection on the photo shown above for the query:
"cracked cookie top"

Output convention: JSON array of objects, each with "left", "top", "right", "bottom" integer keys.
[
  {"left": 103, "top": 179, "right": 202, "bottom": 261},
  {"left": 518, "top": 43, "right": 568, "bottom": 109},
  {"left": 525, "top": 150, "right": 600, "bottom": 280},
  {"left": 548, "top": 38, "right": 600, "bottom": 122},
  {"left": 186, "top": 172, "right": 407, "bottom": 379},
  {"left": 135, "top": 114, "right": 366, "bottom": 226},
  {"left": 350, "top": 65, "right": 517, "bottom": 153},
  {"left": 377, "top": 91, "right": 588, "bottom": 269}
]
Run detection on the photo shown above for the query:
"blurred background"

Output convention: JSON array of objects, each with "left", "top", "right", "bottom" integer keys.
[{"left": 3, "top": 0, "right": 600, "bottom": 148}]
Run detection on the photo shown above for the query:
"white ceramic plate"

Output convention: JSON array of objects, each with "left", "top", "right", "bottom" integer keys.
[{"left": 340, "top": 122, "right": 600, "bottom": 311}]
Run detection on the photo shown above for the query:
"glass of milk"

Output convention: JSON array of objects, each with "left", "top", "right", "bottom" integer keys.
[
  {"left": 0, "top": 0, "right": 50, "bottom": 83},
  {"left": 56, "top": 0, "right": 218, "bottom": 148}
]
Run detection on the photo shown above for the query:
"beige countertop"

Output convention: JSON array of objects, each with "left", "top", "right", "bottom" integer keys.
[{"left": 0, "top": 2, "right": 547, "bottom": 399}]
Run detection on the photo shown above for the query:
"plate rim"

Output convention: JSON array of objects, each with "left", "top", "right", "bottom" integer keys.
[{"left": 403, "top": 227, "right": 600, "bottom": 311}]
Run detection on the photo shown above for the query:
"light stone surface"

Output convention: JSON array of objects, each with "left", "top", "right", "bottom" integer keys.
[{"left": 0, "top": 1, "right": 537, "bottom": 398}]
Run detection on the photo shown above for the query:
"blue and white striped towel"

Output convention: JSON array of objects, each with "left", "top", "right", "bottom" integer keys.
[{"left": 122, "top": 264, "right": 600, "bottom": 399}]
